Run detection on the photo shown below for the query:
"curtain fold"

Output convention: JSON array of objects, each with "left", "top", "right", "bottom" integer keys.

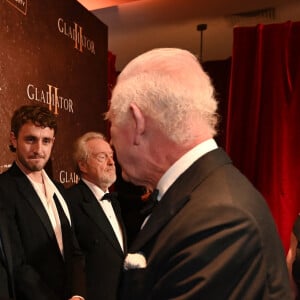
[{"left": 226, "top": 21, "right": 300, "bottom": 253}]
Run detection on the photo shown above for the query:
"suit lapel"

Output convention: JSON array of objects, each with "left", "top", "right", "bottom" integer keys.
[
  {"left": 9, "top": 163, "right": 56, "bottom": 242},
  {"left": 78, "top": 181, "right": 124, "bottom": 255},
  {"left": 111, "top": 196, "right": 128, "bottom": 253},
  {"left": 130, "top": 194, "right": 190, "bottom": 252},
  {"left": 130, "top": 148, "right": 232, "bottom": 252}
]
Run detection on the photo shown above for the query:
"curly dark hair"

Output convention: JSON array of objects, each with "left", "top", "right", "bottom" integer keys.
[{"left": 9, "top": 104, "right": 58, "bottom": 152}]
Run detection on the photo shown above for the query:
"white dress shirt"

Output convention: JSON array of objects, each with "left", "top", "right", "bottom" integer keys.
[
  {"left": 28, "top": 169, "right": 71, "bottom": 254},
  {"left": 157, "top": 138, "right": 218, "bottom": 200},
  {"left": 141, "top": 139, "right": 218, "bottom": 229}
]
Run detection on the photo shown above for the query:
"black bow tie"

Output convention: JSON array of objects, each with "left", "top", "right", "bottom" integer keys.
[
  {"left": 140, "top": 189, "right": 159, "bottom": 216},
  {"left": 101, "top": 192, "right": 118, "bottom": 202}
]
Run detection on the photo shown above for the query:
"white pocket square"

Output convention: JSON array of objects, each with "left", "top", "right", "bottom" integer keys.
[{"left": 124, "top": 252, "right": 147, "bottom": 270}]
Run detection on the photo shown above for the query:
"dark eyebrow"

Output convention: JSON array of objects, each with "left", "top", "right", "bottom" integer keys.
[
  {"left": 24, "top": 135, "right": 37, "bottom": 139},
  {"left": 24, "top": 135, "right": 54, "bottom": 142}
]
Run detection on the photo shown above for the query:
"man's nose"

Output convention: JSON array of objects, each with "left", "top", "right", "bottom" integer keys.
[
  {"left": 33, "top": 140, "right": 43, "bottom": 153},
  {"left": 107, "top": 156, "right": 115, "bottom": 165}
]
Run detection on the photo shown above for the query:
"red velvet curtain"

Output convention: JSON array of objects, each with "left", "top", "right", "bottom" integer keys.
[{"left": 226, "top": 21, "right": 300, "bottom": 253}]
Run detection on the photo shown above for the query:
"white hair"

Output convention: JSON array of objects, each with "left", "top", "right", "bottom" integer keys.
[
  {"left": 107, "top": 48, "right": 218, "bottom": 144},
  {"left": 73, "top": 132, "right": 107, "bottom": 174}
]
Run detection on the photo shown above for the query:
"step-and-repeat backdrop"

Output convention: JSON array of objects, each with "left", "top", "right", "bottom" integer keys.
[{"left": 0, "top": 0, "right": 108, "bottom": 186}]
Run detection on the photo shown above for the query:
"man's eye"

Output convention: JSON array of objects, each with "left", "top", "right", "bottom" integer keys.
[
  {"left": 25, "top": 137, "right": 35, "bottom": 143},
  {"left": 43, "top": 139, "right": 51, "bottom": 144}
]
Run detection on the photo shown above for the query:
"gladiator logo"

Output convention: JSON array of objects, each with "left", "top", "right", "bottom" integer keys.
[
  {"left": 26, "top": 83, "right": 74, "bottom": 115},
  {"left": 59, "top": 170, "right": 79, "bottom": 184},
  {"left": 57, "top": 18, "right": 96, "bottom": 55},
  {"left": 6, "top": 0, "right": 27, "bottom": 15}
]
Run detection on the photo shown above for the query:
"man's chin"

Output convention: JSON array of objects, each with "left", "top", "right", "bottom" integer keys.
[
  {"left": 121, "top": 171, "right": 140, "bottom": 186},
  {"left": 29, "top": 165, "right": 44, "bottom": 172},
  {"left": 27, "top": 161, "right": 46, "bottom": 172},
  {"left": 121, "top": 171, "right": 130, "bottom": 183}
]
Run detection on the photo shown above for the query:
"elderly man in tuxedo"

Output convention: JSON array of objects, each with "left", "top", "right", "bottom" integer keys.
[
  {"left": 105, "top": 48, "right": 292, "bottom": 299},
  {"left": 66, "top": 132, "right": 127, "bottom": 300}
]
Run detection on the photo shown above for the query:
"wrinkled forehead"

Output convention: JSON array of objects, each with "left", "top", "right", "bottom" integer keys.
[{"left": 87, "top": 137, "right": 113, "bottom": 152}]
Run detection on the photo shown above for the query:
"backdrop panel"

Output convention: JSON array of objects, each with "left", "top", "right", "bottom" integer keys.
[{"left": 0, "top": 0, "right": 108, "bottom": 186}]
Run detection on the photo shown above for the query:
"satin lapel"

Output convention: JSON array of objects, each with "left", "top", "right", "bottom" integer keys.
[
  {"left": 79, "top": 182, "right": 124, "bottom": 255},
  {"left": 111, "top": 197, "right": 128, "bottom": 253},
  {"left": 130, "top": 193, "right": 190, "bottom": 252},
  {"left": 130, "top": 148, "right": 232, "bottom": 252},
  {"left": 9, "top": 164, "right": 56, "bottom": 241}
]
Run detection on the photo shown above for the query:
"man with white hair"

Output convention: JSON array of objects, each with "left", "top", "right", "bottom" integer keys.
[
  {"left": 106, "top": 48, "right": 292, "bottom": 299},
  {"left": 66, "top": 132, "right": 126, "bottom": 300}
]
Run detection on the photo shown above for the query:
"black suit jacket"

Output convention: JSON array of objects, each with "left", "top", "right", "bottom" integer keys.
[
  {"left": 120, "top": 148, "right": 292, "bottom": 300},
  {"left": 0, "top": 208, "right": 15, "bottom": 300},
  {"left": 0, "top": 163, "right": 86, "bottom": 300},
  {"left": 66, "top": 180, "right": 127, "bottom": 300}
]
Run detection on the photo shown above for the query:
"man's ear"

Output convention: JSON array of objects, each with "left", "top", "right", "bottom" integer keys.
[
  {"left": 130, "top": 102, "right": 145, "bottom": 145},
  {"left": 78, "top": 160, "right": 87, "bottom": 174},
  {"left": 10, "top": 131, "right": 17, "bottom": 148}
]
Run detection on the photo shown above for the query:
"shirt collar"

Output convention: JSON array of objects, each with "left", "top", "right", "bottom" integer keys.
[
  {"left": 81, "top": 178, "right": 108, "bottom": 200},
  {"left": 157, "top": 138, "right": 218, "bottom": 200}
]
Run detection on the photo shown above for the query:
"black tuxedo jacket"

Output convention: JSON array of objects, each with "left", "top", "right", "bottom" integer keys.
[
  {"left": 0, "top": 163, "right": 86, "bottom": 300},
  {"left": 0, "top": 208, "right": 15, "bottom": 300},
  {"left": 120, "top": 148, "right": 292, "bottom": 300},
  {"left": 66, "top": 180, "right": 127, "bottom": 300}
]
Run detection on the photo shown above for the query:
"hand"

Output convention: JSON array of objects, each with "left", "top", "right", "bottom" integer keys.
[{"left": 286, "top": 233, "right": 298, "bottom": 299}]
